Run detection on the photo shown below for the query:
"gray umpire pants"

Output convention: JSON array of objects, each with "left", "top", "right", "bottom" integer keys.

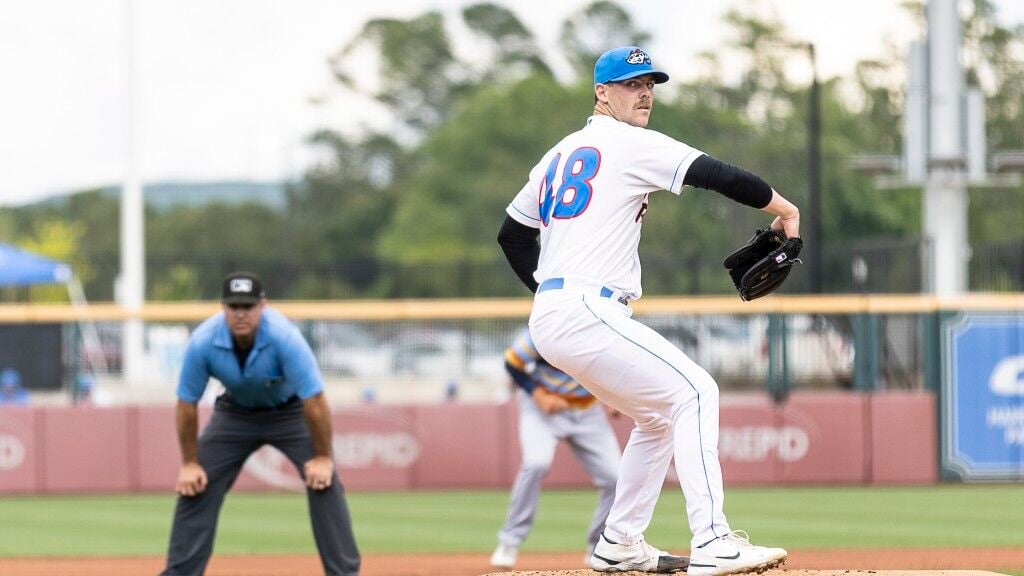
[
  {"left": 162, "top": 396, "right": 360, "bottom": 576},
  {"left": 497, "top": 390, "right": 621, "bottom": 553}
]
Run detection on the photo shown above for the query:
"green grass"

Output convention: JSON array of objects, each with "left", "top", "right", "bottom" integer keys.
[{"left": 0, "top": 485, "right": 1021, "bottom": 557}]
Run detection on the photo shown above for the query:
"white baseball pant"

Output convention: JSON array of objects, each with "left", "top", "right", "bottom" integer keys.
[{"left": 529, "top": 286, "right": 732, "bottom": 549}]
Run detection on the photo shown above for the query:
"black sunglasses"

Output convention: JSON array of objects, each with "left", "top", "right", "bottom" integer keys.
[{"left": 227, "top": 303, "right": 256, "bottom": 311}]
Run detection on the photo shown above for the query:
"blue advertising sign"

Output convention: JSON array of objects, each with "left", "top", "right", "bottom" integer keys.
[{"left": 943, "top": 314, "right": 1024, "bottom": 479}]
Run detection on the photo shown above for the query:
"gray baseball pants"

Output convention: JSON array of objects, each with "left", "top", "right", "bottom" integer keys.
[
  {"left": 162, "top": 396, "right": 360, "bottom": 576},
  {"left": 497, "top": 390, "right": 621, "bottom": 552}
]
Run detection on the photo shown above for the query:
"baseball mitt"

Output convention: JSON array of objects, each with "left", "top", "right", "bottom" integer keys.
[{"left": 723, "top": 228, "right": 803, "bottom": 301}]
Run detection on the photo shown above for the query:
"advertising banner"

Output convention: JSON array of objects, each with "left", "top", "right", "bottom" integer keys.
[{"left": 944, "top": 314, "right": 1024, "bottom": 479}]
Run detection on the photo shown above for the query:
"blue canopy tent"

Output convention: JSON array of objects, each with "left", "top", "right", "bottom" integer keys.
[
  {"left": 0, "top": 243, "right": 73, "bottom": 286},
  {"left": 0, "top": 244, "right": 107, "bottom": 374}
]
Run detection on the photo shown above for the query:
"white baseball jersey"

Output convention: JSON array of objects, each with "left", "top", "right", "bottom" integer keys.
[
  {"left": 516, "top": 115, "right": 735, "bottom": 551},
  {"left": 506, "top": 115, "right": 704, "bottom": 300}
]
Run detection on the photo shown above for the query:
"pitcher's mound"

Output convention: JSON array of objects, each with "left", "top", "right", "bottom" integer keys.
[
  {"left": 477, "top": 565, "right": 1007, "bottom": 569},
  {"left": 481, "top": 571, "right": 1011, "bottom": 576}
]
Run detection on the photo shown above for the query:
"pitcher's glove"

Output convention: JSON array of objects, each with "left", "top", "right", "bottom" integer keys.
[{"left": 723, "top": 228, "right": 803, "bottom": 301}]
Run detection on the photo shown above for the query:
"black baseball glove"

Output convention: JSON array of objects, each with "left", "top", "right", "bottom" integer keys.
[{"left": 723, "top": 228, "right": 803, "bottom": 301}]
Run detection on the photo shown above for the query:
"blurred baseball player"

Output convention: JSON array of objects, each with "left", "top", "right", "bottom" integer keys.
[
  {"left": 490, "top": 326, "right": 620, "bottom": 569},
  {"left": 497, "top": 46, "right": 799, "bottom": 575},
  {"left": 161, "top": 272, "right": 360, "bottom": 576}
]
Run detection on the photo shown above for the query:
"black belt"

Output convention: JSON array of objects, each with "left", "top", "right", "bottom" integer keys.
[{"left": 217, "top": 394, "right": 300, "bottom": 412}]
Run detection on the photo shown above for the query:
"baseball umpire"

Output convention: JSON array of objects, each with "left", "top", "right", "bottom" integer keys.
[
  {"left": 490, "top": 326, "right": 620, "bottom": 569},
  {"left": 161, "top": 272, "right": 360, "bottom": 576},
  {"left": 497, "top": 46, "right": 798, "bottom": 574}
]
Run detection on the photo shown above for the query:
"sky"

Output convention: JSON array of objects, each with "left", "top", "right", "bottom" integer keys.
[{"left": 1, "top": 0, "right": 1022, "bottom": 206}]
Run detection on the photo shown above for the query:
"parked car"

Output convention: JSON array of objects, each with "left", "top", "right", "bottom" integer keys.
[
  {"left": 772, "top": 314, "right": 854, "bottom": 387},
  {"left": 639, "top": 314, "right": 853, "bottom": 389},
  {"left": 639, "top": 315, "right": 764, "bottom": 388},
  {"left": 390, "top": 329, "right": 506, "bottom": 381},
  {"left": 312, "top": 322, "right": 393, "bottom": 378}
]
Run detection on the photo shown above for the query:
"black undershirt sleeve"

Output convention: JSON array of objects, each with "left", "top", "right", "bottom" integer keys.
[
  {"left": 497, "top": 215, "right": 541, "bottom": 293},
  {"left": 683, "top": 154, "right": 773, "bottom": 209}
]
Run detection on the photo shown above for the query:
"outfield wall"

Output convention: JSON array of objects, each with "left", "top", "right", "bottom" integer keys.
[
  {"left": 0, "top": 390, "right": 935, "bottom": 495},
  {"left": 6, "top": 293, "right": 1021, "bottom": 484}
]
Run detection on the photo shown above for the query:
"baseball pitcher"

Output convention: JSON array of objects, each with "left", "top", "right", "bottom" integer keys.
[{"left": 497, "top": 46, "right": 798, "bottom": 575}]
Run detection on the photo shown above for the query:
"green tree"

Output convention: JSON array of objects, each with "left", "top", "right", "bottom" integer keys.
[
  {"left": 18, "top": 219, "right": 85, "bottom": 302},
  {"left": 150, "top": 265, "right": 201, "bottom": 301},
  {"left": 66, "top": 191, "right": 121, "bottom": 300},
  {"left": 146, "top": 202, "right": 287, "bottom": 300},
  {"left": 962, "top": 0, "right": 1024, "bottom": 151},
  {"left": 559, "top": 1, "right": 650, "bottom": 79},
  {"left": 331, "top": 12, "right": 466, "bottom": 133},
  {"left": 285, "top": 131, "right": 409, "bottom": 296},
  {"left": 462, "top": 3, "right": 552, "bottom": 83}
]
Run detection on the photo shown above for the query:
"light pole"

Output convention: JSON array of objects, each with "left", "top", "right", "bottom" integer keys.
[
  {"left": 120, "top": 0, "right": 145, "bottom": 385},
  {"left": 806, "top": 42, "right": 822, "bottom": 294},
  {"left": 785, "top": 41, "right": 823, "bottom": 293}
]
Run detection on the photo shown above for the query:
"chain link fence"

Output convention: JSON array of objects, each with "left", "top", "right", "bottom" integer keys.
[{"left": 46, "top": 308, "right": 938, "bottom": 403}]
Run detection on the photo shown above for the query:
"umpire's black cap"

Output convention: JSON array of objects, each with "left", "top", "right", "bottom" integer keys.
[{"left": 221, "top": 271, "right": 265, "bottom": 304}]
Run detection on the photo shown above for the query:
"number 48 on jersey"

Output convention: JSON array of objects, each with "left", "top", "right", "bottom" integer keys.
[{"left": 539, "top": 147, "right": 601, "bottom": 226}]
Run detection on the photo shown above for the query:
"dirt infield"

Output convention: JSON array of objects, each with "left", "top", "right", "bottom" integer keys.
[{"left": 0, "top": 549, "right": 1021, "bottom": 576}]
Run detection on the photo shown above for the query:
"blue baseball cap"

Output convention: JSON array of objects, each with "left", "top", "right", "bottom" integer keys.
[{"left": 594, "top": 46, "right": 669, "bottom": 86}]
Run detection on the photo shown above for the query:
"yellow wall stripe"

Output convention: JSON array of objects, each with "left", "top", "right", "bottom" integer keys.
[{"left": 1, "top": 293, "right": 1024, "bottom": 323}]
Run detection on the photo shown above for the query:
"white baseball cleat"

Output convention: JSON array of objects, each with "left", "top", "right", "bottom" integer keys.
[
  {"left": 590, "top": 532, "right": 689, "bottom": 573},
  {"left": 688, "top": 530, "right": 787, "bottom": 576},
  {"left": 489, "top": 543, "right": 518, "bottom": 568},
  {"left": 585, "top": 542, "right": 598, "bottom": 569}
]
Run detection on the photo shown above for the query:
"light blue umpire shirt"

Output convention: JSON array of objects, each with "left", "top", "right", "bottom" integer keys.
[{"left": 177, "top": 307, "right": 323, "bottom": 408}]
